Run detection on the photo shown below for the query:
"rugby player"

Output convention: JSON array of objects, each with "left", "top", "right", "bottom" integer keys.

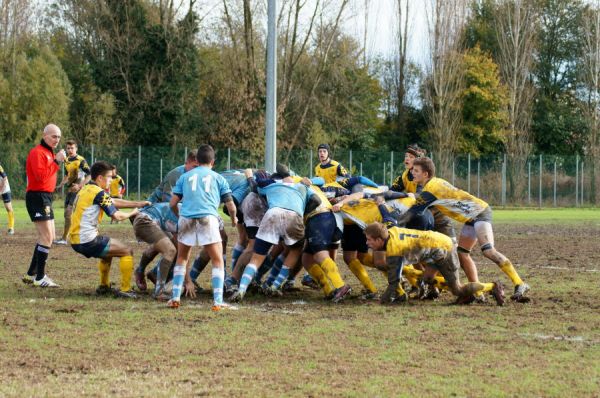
[
  {"left": 314, "top": 143, "right": 349, "bottom": 184},
  {"left": 56, "top": 140, "right": 90, "bottom": 245},
  {"left": 0, "top": 163, "right": 14, "bottom": 234}
]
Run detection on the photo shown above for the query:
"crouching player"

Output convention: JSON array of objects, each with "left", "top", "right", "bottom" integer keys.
[
  {"left": 68, "top": 161, "right": 149, "bottom": 297},
  {"left": 167, "top": 144, "right": 237, "bottom": 311},
  {"left": 364, "top": 222, "right": 505, "bottom": 305}
]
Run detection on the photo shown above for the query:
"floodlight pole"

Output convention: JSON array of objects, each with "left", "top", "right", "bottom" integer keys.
[{"left": 265, "top": 0, "right": 277, "bottom": 173}]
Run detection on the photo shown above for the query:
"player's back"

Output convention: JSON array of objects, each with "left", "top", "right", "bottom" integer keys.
[
  {"left": 386, "top": 227, "right": 452, "bottom": 264},
  {"left": 258, "top": 183, "right": 310, "bottom": 216},
  {"left": 175, "top": 166, "right": 230, "bottom": 218},
  {"left": 220, "top": 170, "right": 250, "bottom": 204},
  {"left": 422, "top": 177, "right": 488, "bottom": 223}
]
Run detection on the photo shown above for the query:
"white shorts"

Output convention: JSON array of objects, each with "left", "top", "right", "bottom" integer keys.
[
  {"left": 256, "top": 208, "right": 305, "bottom": 246},
  {"left": 178, "top": 215, "right": 222, "bottom": 246},
  {"left": 241, "top": 192, "right": 267, "bottom": 228}
]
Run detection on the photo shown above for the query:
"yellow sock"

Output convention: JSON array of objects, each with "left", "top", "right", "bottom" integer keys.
[
  {"left": 307, "top": 264, "right": 334, "bottom": 296},
  {"left": 320, "top": 257, "right": 345, "bottom": 289},
  {"left": 466, "top": 282, "right": 494, "bottom": 295},
  {"left": 396, "top": 284, "right": 406, "bottom": 296},
  {"left": 402, "top": 265, "right": 422, "bottom": 287},
  {"left": 348, "top": 258, "right": 377, "bottom": 293},
  {"left": 433, "top": 275, "right": 448, "bottom": 291},
  {"left": 361, "top": 253, "right": 374, "bottom": 267},
  {"left": 119, "top": 255, "right": 134, "bottom": 292},
  {"left": 7, "top": 210, "right": 14, "bottom": 229},
  {"left": 98, "top": 258, "right": 112, "bottom": 286},
  {"left": 499, "top": 259, "right": 523, "bottom": 286}
]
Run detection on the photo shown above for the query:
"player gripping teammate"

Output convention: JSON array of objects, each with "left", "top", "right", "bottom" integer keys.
[
  {"left": 0, "top": 163, "right": 15, "bottom": 234},
  {"left": 68, "top": 161, "right": 149, "bottom": 297},
  {"left": 167, "top": 144, "right": 237, "bottom": 311},
  {"left": 56, "top": 140, "right": 91, "bottom": 245}
]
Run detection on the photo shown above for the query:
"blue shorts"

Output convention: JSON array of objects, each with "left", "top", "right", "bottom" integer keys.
[
  {"left": 72, "top": 235, "right": 111, "bottom": 258},
  {"left": 1, "top": 192, "right": 11, "bottom": 203},
  {"left": 341, "top": 224, "right": 368, "bottom": 253},
  {"left": 304, "top": 212, "right": 342, "bottom": 254}
]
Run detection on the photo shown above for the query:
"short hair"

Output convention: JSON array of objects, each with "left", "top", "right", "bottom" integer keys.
[
  {"left": 196, "top": 144, "right": 215, "bottom": 164},
  {"left": 110, "top": 164, "right": 117, "bottom": 171},
  {"left": 364, "top": 222, "right": 389, "bottom": 240},
  {"left": 406, "top": 144, "right": 426, "bottom": 158},
  {"left": 186, "top": 149, "right": 198, "bottom": 163},
  {"left": 413, "top": 157, "right": 436, "bottom": 178},
  {"left": 91, "top": 161, "right": 114, "bottom": 180},
  {"left": 65, "top": 140, "right": 77, "bottom": 147}
]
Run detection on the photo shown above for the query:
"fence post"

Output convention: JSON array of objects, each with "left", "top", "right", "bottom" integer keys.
[
  {"left": 539, "top": 154, "right": 542, "bottom": 208},
  {"left": 467, "top": 153, "right": 471, "bottom": 193},
  {"left": 383, "top": 162, "right": 386, "bottom": 186},
  {"left": 138, "top": 145, "right": 141, "bottom": 200},
  {"left": 227, "top": 147, "right": 231, "bottom": 170},
  {"left": 477, "top": 159, "right": 480, "bottom": 198},
  {"left": 349, "top": 150, "right": 353, "bottom": 173},
  {"left": 160, "top": 158, "right": 163, "bottom": 182},
  {"left": 501, "top": 154, "right": 506, "bottom": 206},
  {"left": 576, "top": 155, "right": 579, "bottom": 207},
  {"left": 581, "top": 160, "right": 585, "bottom": 205},
  {"left": 184, "top": 146, "right": 188, "bottom": 163},
  {"left": 451, "top": 159, "right": 455, "bottom": 186},
  {"left": 61, "top": 163, "right": 65, "bottom": 196},
  {"left": 126, "top": 159, "right": 129, "bottom": 199},
  {"left": 91, "top": 144, "right": 95, "bottom": 165},
  {"left": 360, "top": 162, "right": 363, "bottom": 176},
  {"left": 553, "top": 160, "right": 557, "bottom": 207},
  {"left": 527, "top": 161, "right": 531, "bottom": 205},
  {"left": 390, "top": 151, "right": 394, "bottom": 184},
  {"left": 309, "top": 149, "right": 313, "bottom": 178}
]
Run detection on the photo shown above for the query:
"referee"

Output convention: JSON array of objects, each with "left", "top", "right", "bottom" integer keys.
[{"left": 23, "top": 124, "right": 66, "bottom": 287}]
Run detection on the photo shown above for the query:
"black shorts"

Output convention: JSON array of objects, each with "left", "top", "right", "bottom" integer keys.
[
  {"left": 304, "top": 212, "right": 342, "bottom": 254},
  {"left": 1, "top": 192, "right": 11, "bottom": 203},
  {"left": 245, "top": 226, "right": 259, "bottom": 240},
  {"left": 64, "top": 191, "right": 78, "bottom": 207},
  {"left": 72, "top": 235, "right": 111, "bottom": 258},
  {"left": 341, "top": 223, "right": 368, "bottom": 253},
  {"left": 26, "top": 191, "right": 54, "bottom": 221},
  {"left": 223, "top": 197, "right": 244, "bottom": 224}
]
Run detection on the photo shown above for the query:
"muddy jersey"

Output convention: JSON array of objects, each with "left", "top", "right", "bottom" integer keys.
[
  {"left": 304, "top": 185, "right": 333, "bottom": 220},
  {"left": 258, "top": 182, "right": 313, "bottom": 217},
  {"left": 68, "top": 182, "right": 117, "bottom": 244},
  {"left": 341, "top": 197, "right": 415, "bottom": 229},
  {"left": 391, "top": 169, "right": 419, "bottom": 194},
  {"left": 220, "top": 170, "right": 252, "bottom": 204},
  {"left": 315, "top": 160, "right": 348, "bottom": 184},
  {"left": 384, "top": 227, "right": 453, "bottom": 266},
  {"left": 140, "top": 202, "right": 178, "bottom": 234},
  {"left": 411, "top": 177, "right": 488, "bottom": 223},
  {"left": 64, "top": 155, "right": 90, "bottom": 187}
]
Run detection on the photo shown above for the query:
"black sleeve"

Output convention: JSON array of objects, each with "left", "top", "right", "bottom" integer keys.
[
  {"left": 409, "top": 191, "right": 437, "bottom": 215},
  {"left": 390, "top": 175, "right": 405, "bottom": 192},
  {"left": 256, "top": 178, "right": 276, "bottom": 188},
  {"left": 378, "top": 204, "right": 398, "bottom": 228}
]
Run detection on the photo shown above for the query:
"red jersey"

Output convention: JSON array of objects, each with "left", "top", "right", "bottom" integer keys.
[{"left": 26, "top": 140, "right": 60, "bottom": 192}]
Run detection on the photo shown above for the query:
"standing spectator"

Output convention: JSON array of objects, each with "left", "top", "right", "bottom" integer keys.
[
  {"left": 0, "top": 162, "right": 15, "bottom": 234},
  {"left": 109, "top": 165, "right": 126, "bottom": 199},
  {"left": 23, "top": 124, "right": 66, "bottom": 287},
  {"left": 314, "top": 143, "right": 348, "bottom": 184}
]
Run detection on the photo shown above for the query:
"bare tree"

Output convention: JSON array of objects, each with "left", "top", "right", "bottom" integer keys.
[
  {"left": 424, "top": 0, "right": 468, "bottom": 177},
  {"left": 0, "top": 0, "right": 34, "bottom": 69},
  {"left": 581, "top": 0, "right": 600, "bottom": 203},
  {"left": 494, "top": 0, "right": 537, "bottom": 199}
]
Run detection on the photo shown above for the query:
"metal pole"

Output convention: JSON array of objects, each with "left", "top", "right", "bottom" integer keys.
[
  {"left": 390, "top": 151, "right": 394, "bottom": 182},
  {"left": 528, "top": 161, "right": 531, "bottom": 205},
  {"left": 160, "top": 158, "right": 163, "bottom": 182},
  {"left": 265, "top": 0, "right": 277, "bottom": 172},
  {"left": 451, "top": 160, "right": 455, "bottom": 186},
  {"left": 349, "top": 150, "right": 353, "bottom": 174},
  {"left": 501, "top": 154, "right": 506, "bottom": 206},
  {"left": 539, "top": 154, "right": 542, "bottom": 208},
  {"left": 126, "top": 159, "right": 129, "bottom": 199},
  {"left": 138, "top": 145, "right": 141, "bottom": 200},
  {"left": 61, "top": 163, "right": 65, "bottom": 196},
  {"left": 553, "top": 160, "right": 557, "bottom": 207},
  {"left": 576, "top": 155, "right": 579, "bottom": 207},
  {"left": 477, "top": 160, "right": 480, "bottom": 198},
  {"left": 467, "top": 153, "right": 471, "bottom": 193},
  {"left": 227, "top": 147, "right": 231, "bottom": 170},
  {"left": 360, "top": 162, "right": 363, "bottom": 176},
  {"left": 309, "top": 149, "right": 313, "bottom": 178},
  {"left": 91, "top": 144, "right": 95, "bottom": 165},
  {"left": 383, "top": 162, "right": 386, "bottom": 186},
  {"left": 581, "top": 161, "right": 585, "bottom": 205},
  {"left": 184, "top": 146, "right": 188, "bottom": 163}
]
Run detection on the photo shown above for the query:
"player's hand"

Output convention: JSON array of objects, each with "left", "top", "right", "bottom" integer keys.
[
  {"left": 244, "top": 168, "right": 253, "bottom": 178},
  {"left": 231, "top": 216, "right": 238, "bottom": 227},
  {"left": 55, "top": 149, "right": 66, "bottom": 162},
  {"left": 129, "top": 208, "right": 140, "bottom": 217},
  {"left": 70, "top": 183, "right": 81, "bottom": 192},
  {"left": 407, "top": 193, "right": 415, "bottom": 199},
  {"left": 184, "top": 280, "right": 197, "bottom": 298},
  {"left": 332, "top": 203, "right": 342, "bottom": 212},
  {"left": 141, "top": 201, "right": 151, "bottom": 207},
  {"left": 374, "top": 195, "right": 385, "bottom": 205},
  {"left": 300, "top": 177, "right": 312, "bottom": 186}
]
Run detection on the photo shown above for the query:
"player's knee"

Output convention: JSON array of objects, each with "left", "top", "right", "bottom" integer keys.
[
  {"left": 481, "top": 243, "right": 494, "bottom": 252},
  {"left": 164, "top": 244, "right": 176, "bottom": 262},
  {"left": 457, "top": 246, "right": 471, "bottom": 254}
]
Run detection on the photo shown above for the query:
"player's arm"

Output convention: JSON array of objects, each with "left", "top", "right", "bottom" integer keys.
[
  {"left": 337, "top": 163, "right": 349, "bottom": 177},
  {"left": 223, "top": 197, "right": 237, "bottom": 226},
  {"left": 331, "top": 191, "right": 364, "bottom": 212},
  {"left": 169, "top": 175, "right": 185, "bottom": 217},
  {"left": 390, "top": 175, "right": 405, "bottom": 192},
  {"left": 304, "top": 189, "right": 322, "bottom": 214},
  {"left": 0, "top": 168, "right": 6, "bottom": 192},
  {"left": 81, "top": 159, "right": 91, "bottom": 185},
  {"left": 112, "top": 198, "right": 151, "bottom": 209},
  {"left": 374, "top": 196, "right": 398, "bottom": 228},
  {"left": 395, "top": 191, "right": 437, "bottom": 225},
  {"left": 95, "top": 191, "right": 138, "bottom": 221}
]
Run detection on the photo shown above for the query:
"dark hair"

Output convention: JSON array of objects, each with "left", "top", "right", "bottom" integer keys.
[
  {"left": 406, "top": 144, "right": 426, "bottom": 158},
  {"left": 196, "top": 144, "right": 215, "bottom": 164},
  {"left": 91, "top": 161, "right": 113, "bottom": 180},
  {"left": 413, "top": 157, "right": 436, "bottom": 178},
  {"left": 66, "top": 140, "right": 77, "bottom": 147},
  {"left": 110, "top": 164, "right": 117, "bottom": 171},
  {"left": 186, "top": 149, "right": 198, "bottom": 163}
]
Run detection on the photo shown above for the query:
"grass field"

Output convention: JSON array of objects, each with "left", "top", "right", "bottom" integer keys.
[{"left": 0, "top": 201, "right": 599, "bottom": 397}]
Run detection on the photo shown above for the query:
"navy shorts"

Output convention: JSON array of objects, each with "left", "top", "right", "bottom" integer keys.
[
  {"left": 72, "top": 235, "right": 111, "bottom": 258},
  {"left": 1, "top": 192, "right": 11, "bottom": 203},
  {"left": 64, "top": 191, "right": 77, "bottom": 207},
  {"left": 341, "top": 224, "right": 368, "bottom": 253},
  {"left": 26, "top": 191, "right": 54, "bottom": 221},
  {"left": 304, "top": 212, "right": 342, "bottom": 254}
]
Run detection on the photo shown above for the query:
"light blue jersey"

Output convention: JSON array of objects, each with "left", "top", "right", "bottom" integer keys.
[
  {"left": 140, "top": 203, "right": 179, "bottom": 233},
  {"left": 258, "top": 183, "right": 313, "bottom": 216},
  {"left": 220, "top": 170, "right": 250, "bottom": 204},
  {"left": 173, "top": 166, "right": 231, "bottom": 218}
]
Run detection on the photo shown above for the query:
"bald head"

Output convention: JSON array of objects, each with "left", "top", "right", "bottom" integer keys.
[{"left": 42, "top": 124, "right": 62, "bottom": 149}]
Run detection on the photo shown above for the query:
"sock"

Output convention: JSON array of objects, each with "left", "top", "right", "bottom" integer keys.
[
  {"left": 433, "top": 275, "right": 447, "bottom": 291},
  {"left": 264, "top": 256, "right": 283, "bottom": 286},
  {"left": 231, "top": 243, "right": 244, "bottom": 271},
  {"left": 157, "top": 257, "right": 172, "bottom": 286},
  {"left": 402, "top": 264, "right": 422, "bottom": 287},
  {"left": 348, "top": 258, "right": 376, "bottom": 293},
  {"left": 27, "top": 244, "right": 39, "bottom": 276},
  {"left": 119, "top": 255, "right": 134, "bottom": 292},
  {"left": 463, "top": 282, "right": 494, "bottom": 296},
  {"left": 307, "top": 264, "right": 334, "bottom": 296},
  {"left": 62, "top": 212, "right": 71, "bottom": 240},
  {"left": 35, "top": 244, "right": 50, "bottom": 280},
  {"left": 225, "top": 275, "right": 238, "bottom": 289},
  {"left": 171, "top": 264, "right": 186, "bottom": 301},
  {"left": 361, "top": 252, "right": 374, "bottom": 267},
  {"left": 272, "top": 266, "right": 290, "bottom": 289},
  {"left": 137, "top": 251, "right": 155, "bottom": 274},
  {"left": 319, "top": 257, "right": 345, "bottom": 289},
  {"left": 239, "top": 264, "right": 258, "bottom": 294},
  {"left": 98, "top": 258, "right": 112, "bottom": 286},
  {"left": 499, "top": 260, "right": 524, "bottom": 286},
  {"left": 7, "top": 210, "right": 14, "bottom": 230},
  {"left": 211, "top": 267, "right": 225, "bottom": 305},
  {"left": 255, "top": 256, "right": 273, "bottom": 282},
  {"left": 396, "top": 284, "right": 407, "bottom": 296},
  {"left": 190, "top": 255, "right": 209, "bottom": 281}
]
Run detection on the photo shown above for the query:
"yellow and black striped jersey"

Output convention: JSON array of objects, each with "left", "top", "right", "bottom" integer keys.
[
  {"left": 68, "top": 182, "right": 118, "bottom": 244},
  {"left": 411, "top": 177, "right": 488, "bottom": 223},
  {"left": 384, "top": 227, "right": 453, "bottom": 266},
  {"left": 315, "top": 160, "right": 348, "bottom": 184},
  {"left": 109, "top": 174, "right": 126, "bottom": 197},
  {"left": 64, "top": 155, "right": 90, "bottom": 187},
  {"left": 391, "top": 169, "right": 419, "bottom": 194}
]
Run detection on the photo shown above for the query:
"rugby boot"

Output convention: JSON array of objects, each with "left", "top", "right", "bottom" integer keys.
[{"left": 511, "top": 283, "right": 531, "bottom": 303}]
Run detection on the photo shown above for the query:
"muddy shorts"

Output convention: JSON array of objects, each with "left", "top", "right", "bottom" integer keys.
[
  {"left": 72, "top": 235, "right": 110, "bottom": 259},
  {"left": 431, "top": 249, "right": 460, "bottom": 286},
  {"left": 304, "top": 211, "right": 342, "bottom": 254},
  {"left": 431, "top": 208, "right": 456, "bottom": 240},
  {"left": 256, "top": 207, "right": 305, "bottom": 246},
  {"left": 241, "top": 193, "right": 267, "bottom": 228},
  {"left": 464, "top": 206, "right": 493, "bottom": 226},
  {"left": 178, "top": 215, "right": 221, "bottom": 246},
  {"left": 133, "top": 213, "right": 168, "bottom": 245}
]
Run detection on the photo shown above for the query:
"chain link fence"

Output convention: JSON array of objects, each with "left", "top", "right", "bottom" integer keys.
[{"left": 1, "top": 143, "right": 596, "bottom": 207}]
